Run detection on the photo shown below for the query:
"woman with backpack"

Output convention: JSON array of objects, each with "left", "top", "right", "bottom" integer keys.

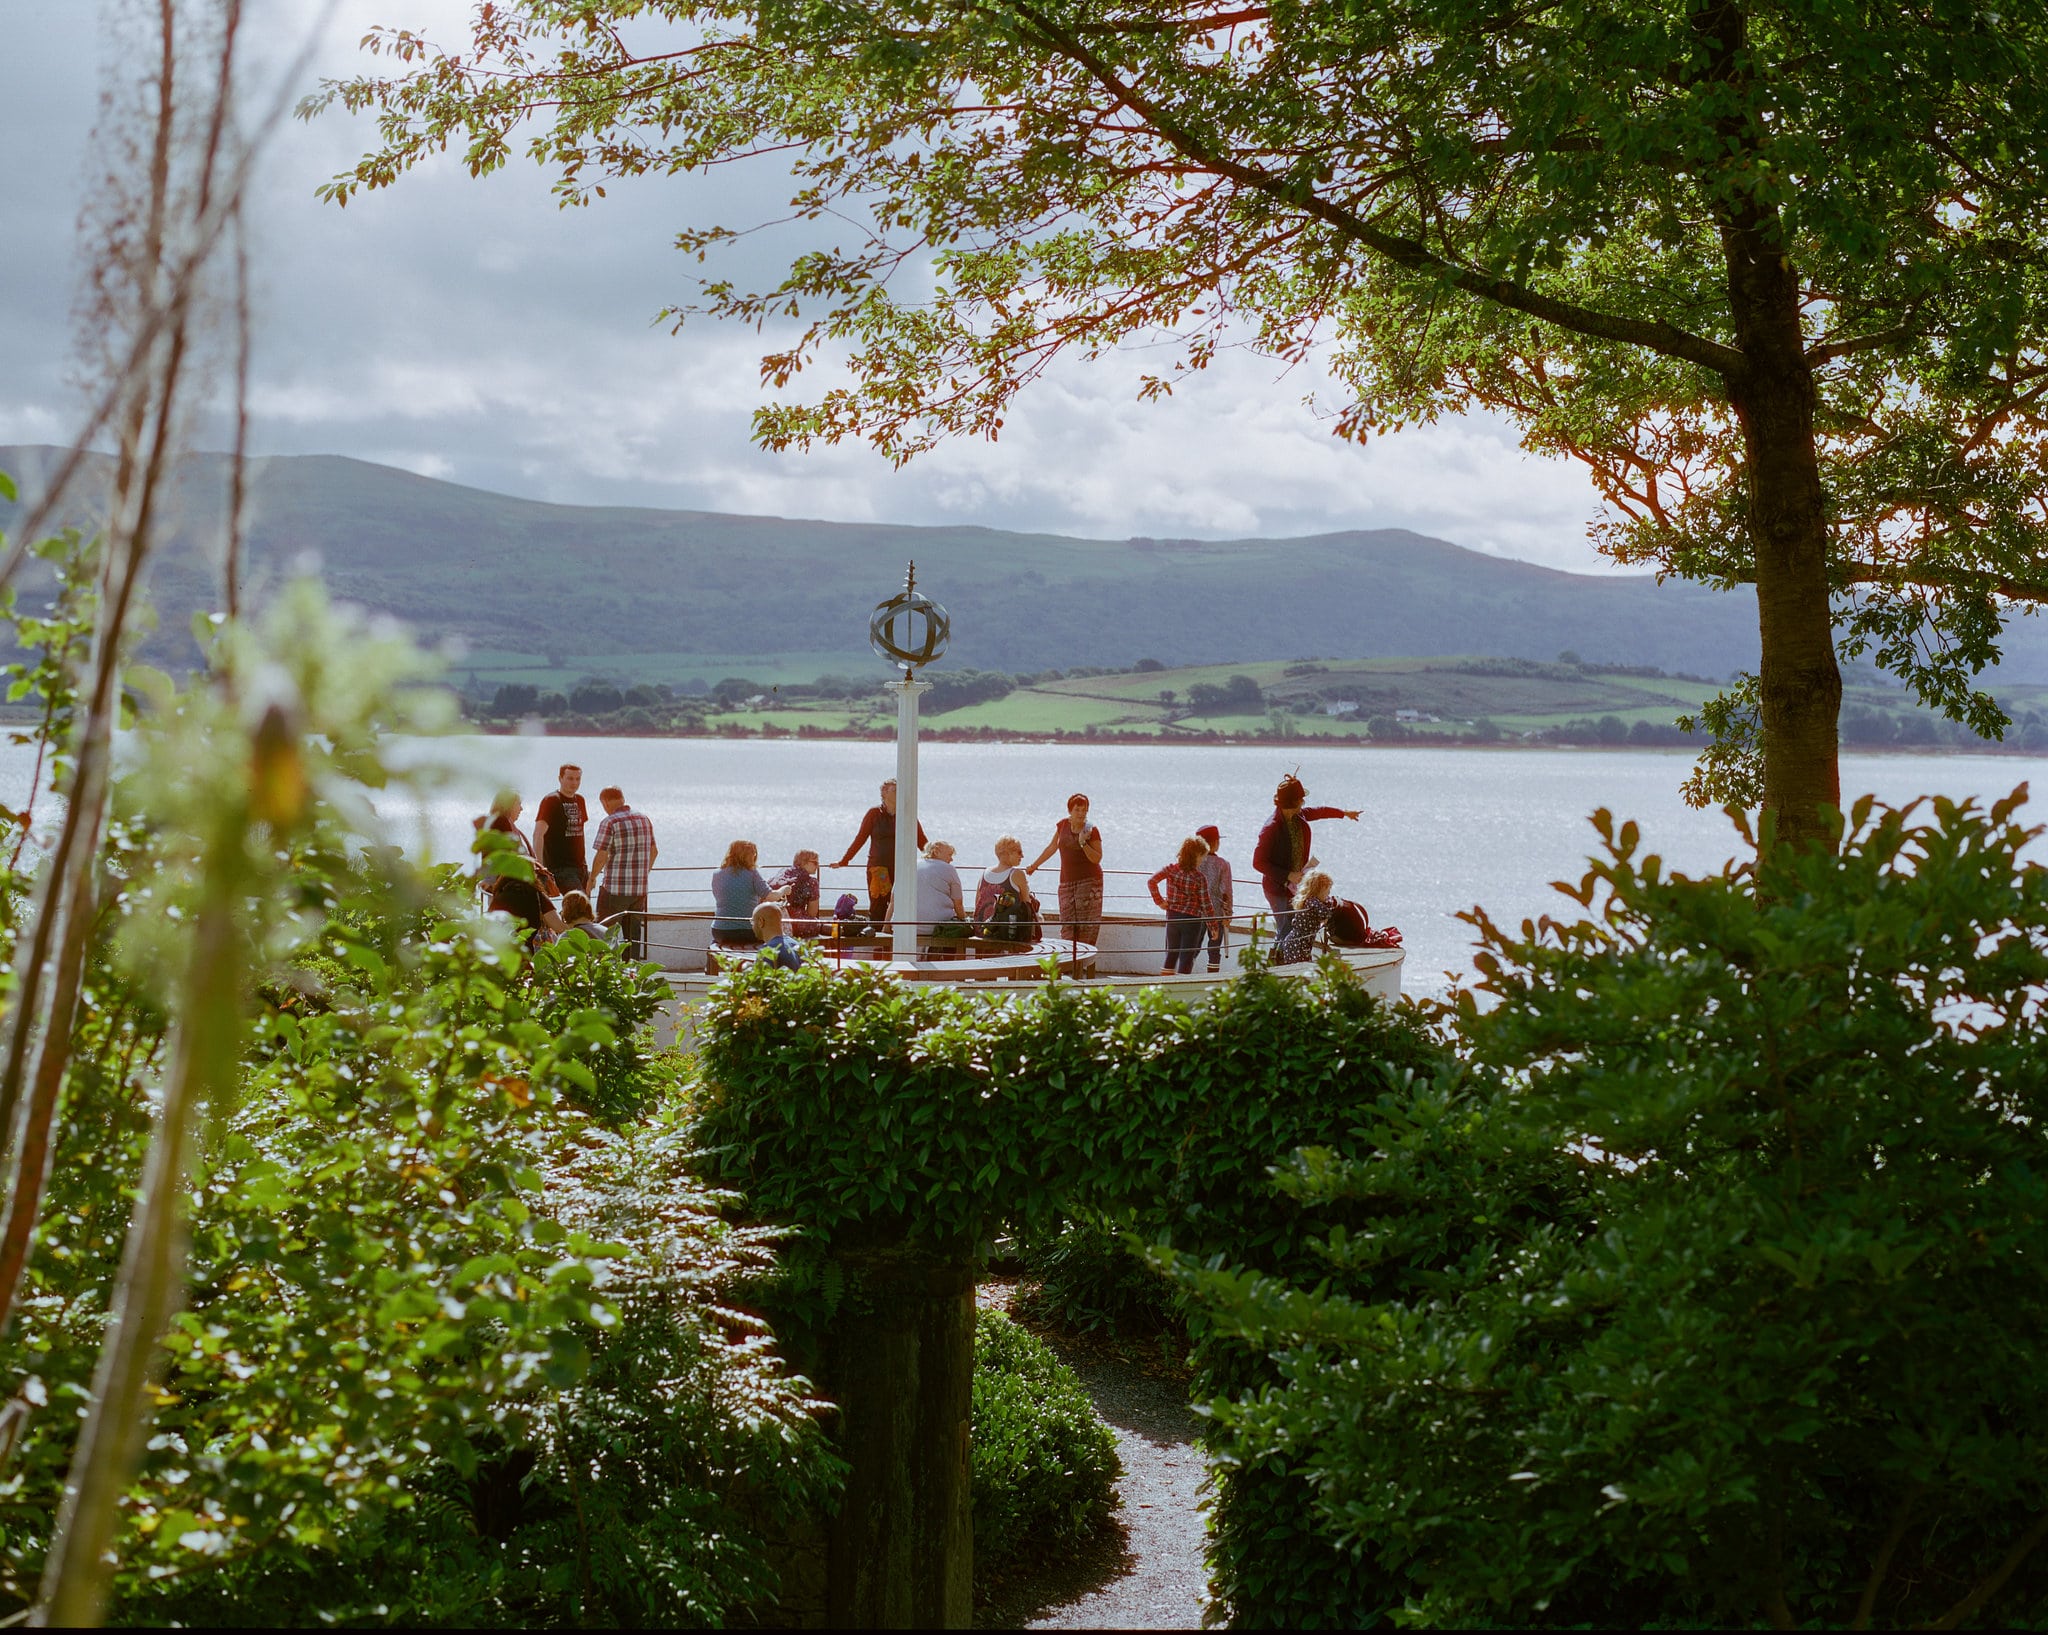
[{"left": 974, "top": 835, "right": 1040, "bottom": 943}]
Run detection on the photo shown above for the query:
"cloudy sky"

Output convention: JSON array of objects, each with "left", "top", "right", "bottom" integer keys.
[{"left": 2, "top": 1, "right": 1624, "bottom": 569}]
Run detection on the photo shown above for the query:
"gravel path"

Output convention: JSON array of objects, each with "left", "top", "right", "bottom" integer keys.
[
  {"left": 1026, "top": 1344, "right": 1210, "bottom": 1631},
  {"left": 974, "top": 1286, "right": 1210, "bottom": 1631}
]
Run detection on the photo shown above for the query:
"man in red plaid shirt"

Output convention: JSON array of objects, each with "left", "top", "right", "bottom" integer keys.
[{"left": 589, "top": 786, "right": 659, "bottom": 960}]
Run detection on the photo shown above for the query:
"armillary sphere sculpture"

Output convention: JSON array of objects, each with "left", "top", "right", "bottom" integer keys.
[
  {"left": 871, "top": 564, "right": 950, "bottom": 962},
  {"left": 869, "top": 561, "right": 951, "bottom": 673}
]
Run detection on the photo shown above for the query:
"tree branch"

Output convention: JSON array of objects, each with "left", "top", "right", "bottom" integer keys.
[
  {"left": 998, "top": 4, "right": 1749, "bottom": 379},
  {"left": 1846, "top": 562, "right": 2048, "bottom": 603},
  {"left": 1849, "top": 1488, "right": 1918, "bottom": 1629},
  {"left": 1932, "top": 1508, "right": 2048, "bottom": 1630}
]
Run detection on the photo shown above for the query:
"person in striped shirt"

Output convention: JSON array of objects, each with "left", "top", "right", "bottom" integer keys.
[{"left": 589, "top": 786, "right": 659, "bottom": 960}]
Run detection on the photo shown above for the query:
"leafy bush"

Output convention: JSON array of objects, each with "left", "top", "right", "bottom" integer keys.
[
  {"left": 1017, "top": 1211, "right": 1177, "bottom": 1336},
  {"left": 0, "top": 748, "right": 824, "bottom": 1621},
  {"left": 526, "top": 929, "right": 672, "bottom": 1123},
  {"left": 971, "top": 1312, "right": 1119, "bottom": 1572},
  {"left": 1180, "top": 794, "right": 2048, "bottom": 1629},
  {"left": 693, "top": 953, "right": 1446, "bottom": 1257},
  {"left": 127, "top": 1103, "right": 842, "bottom": 1628}
]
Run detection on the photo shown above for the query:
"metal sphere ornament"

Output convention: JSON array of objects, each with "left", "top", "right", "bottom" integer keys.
[{"left": 869, "top": 561, "right": 951, "bottom": 671}]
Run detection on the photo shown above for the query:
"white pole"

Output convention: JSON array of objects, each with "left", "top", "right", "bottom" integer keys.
[{"left": 891, "top": 671, "right": 928, "bottom": 964}]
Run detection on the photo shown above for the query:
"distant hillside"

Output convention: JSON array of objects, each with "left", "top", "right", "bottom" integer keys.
[{"left": 1, "top": 443, "right": 2039, "bottom": 683}]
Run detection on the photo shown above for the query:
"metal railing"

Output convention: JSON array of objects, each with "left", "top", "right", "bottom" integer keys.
[{"left": 489, "top": 860, "right": 1304, "bottom": 963}]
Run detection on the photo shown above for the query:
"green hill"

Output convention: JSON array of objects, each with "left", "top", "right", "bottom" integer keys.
[{"left": 2, "top": 443, "right": 2040, "bottom": 687}]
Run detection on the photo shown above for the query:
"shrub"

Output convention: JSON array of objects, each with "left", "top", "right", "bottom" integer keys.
[
  {"left": 131, "top": 1102, "right": 842, "bottom": 1628},
  {"left": 1180, "top": 793, "right": 2048, "bottom": 1629},
  {"left": 525, "top": 934, "right": 674, "bottom": 1123},
  {"left": 971, "top": 1311, "right": 1119, "bottom": 1572},
  {"left": 1017, "top": 1211, "right": 1177, "bottom": 1336},
  {"left": 0, "top": 827, "right": 831, "bottom": 1623}
]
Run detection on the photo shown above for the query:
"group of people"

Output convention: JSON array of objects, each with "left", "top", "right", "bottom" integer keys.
[
  {"left": 701, "top": 782, "right": 1106, "bottom": 963},
  {"left": 479, "top": 764, "right": 659, "bottom": 957},
  {"left": 478, "top": 764, "right": 1379, "bottom": 977},
  {"left": 1144, "top": 773, "right": 1363, "bottom": 973},
  {"left": 712, "top": 772, "right": 1370, "bottom": 976}
]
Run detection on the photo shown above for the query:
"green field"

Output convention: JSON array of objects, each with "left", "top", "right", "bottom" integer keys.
[
  {"left": 451, "top": 649, "right": 873, "bottom": 691},
  {"left": 449, "top": 644, "right": 2048, "bottom": 751},
  {"left": 622, "top": 656, "right": 1734, "bottom": 741}
]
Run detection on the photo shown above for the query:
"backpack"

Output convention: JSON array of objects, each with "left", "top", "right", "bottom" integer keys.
[
  {"left": 980, "top": 882, "right": 1040, "bottom": 943},
  {"left": 1325, "top": 898, "right": 1372, "bottom": 947}
]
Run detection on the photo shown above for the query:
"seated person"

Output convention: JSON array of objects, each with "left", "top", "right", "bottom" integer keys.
[
  {"left": 752, "top": 902, "right": 805, "bottom": 971},
  {"left": 1273, "top": 870, "right": 1338, "bottom": 965},
  {"left": 973, "top": 835, "right": 1040, "bottom": 944},
  {"left": 712, "top": 840, "right": 786, "bottom": 948},
  {"left": 557, "top": 890, "right": 616, "bottom": 945},
  {"left": 913, "top": 840, "right": 968, "bottom": 954},
  {"left": 769, "top": 849, "right": 824, "bottom": 935}
]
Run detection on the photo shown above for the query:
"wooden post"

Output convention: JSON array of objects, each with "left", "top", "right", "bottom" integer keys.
[{"left": 825, "top": 1242, "right": 975, "bottom": 1628}]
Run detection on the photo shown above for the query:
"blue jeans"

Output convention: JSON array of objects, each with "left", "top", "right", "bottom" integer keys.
[
  {"left": 1163, "top": 911, "right": 1205, "bottom": 974},
  {"left": 1263, "top": 878, "right": 1295, "bottom": 944}
]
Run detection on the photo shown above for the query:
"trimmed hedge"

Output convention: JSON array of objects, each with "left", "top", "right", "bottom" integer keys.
[
  {"left": 972, "top": 1311, "right": 1120, "bottom": 1572},
  {"left": 692, "top": 955, "right": 1462, "bottom": 1625},
  {"left": 692, "top": 952, "right": 1445, "bottom": 1261}
]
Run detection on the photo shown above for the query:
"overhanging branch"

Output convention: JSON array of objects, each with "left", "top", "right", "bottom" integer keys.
[{"left": 997, "top": 3, "right": 1748, "bottom": 379}]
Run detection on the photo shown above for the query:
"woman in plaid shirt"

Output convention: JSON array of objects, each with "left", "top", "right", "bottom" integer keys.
[{"left": 1148, "top": 835, "right": 1216, "bottom": 976}]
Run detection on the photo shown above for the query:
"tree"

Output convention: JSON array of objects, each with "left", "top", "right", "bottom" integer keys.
[
  {"left": 313, "top": 2, "right": 2048, "bottom": 847},
  {"left": 570, "top": 680, "right": 625, "bottom": 715},
  {"left": 489, "top": 681, "right": 539, "bottom": 716}
]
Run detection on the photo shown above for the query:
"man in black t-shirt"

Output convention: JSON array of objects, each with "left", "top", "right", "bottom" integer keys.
[
  {"left": 833, "top": 778, "right": 927, "bottom": 921},
  {"left": 533, "top": 763, "right": 589, "bottom": 892}
]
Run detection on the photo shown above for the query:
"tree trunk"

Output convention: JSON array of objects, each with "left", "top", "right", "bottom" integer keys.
[
  {"left": 1709, "top": 4, "right": 1842, "bottom": 852},
  {"left": 1727, "top": 263, "right": 1840, "bottom": 850},
  {"left": 825, "top": 1241, "right": 975, "bottom": 1628}
]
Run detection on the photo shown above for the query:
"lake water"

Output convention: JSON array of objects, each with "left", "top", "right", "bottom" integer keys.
[{"left": 3, "top": 736, "right": 2041, "bottom": 995}]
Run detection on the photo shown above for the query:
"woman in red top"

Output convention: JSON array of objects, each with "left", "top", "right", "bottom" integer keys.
[
  {"left": 1026, "top": 793, "right": 1104, "bottom": 944},
  {"left": 1148, "top": 835, "right": 1216, "bottom": 976},
  {"left": 1251, "top": 774, "right": 1359, "bottom": 943}
]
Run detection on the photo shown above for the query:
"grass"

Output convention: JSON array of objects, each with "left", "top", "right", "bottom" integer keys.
[{"left": 459, "top": 650, "right": 2046, "bottom": 752}]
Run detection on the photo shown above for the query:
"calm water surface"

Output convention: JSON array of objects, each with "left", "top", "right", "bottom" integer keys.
[{"left": 4, "top": 736, "right": 2040, "bottom": 995}]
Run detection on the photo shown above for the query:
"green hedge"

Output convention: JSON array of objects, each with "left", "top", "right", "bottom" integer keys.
[
  {"left": 692, "top": 955, "right": 1467, "bottom": 1626},
  {"left": 693, "top": 952, "right": 1446, "bottom": 1262},
  {"left": 972, "top": 1311, "right": 1120, "bottom": 1572},
  {"left": 1017, "top": 1210, "right": 1179, "bottom": 1336}
]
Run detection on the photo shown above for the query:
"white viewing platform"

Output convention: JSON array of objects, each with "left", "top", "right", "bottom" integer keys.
[{"left": 626, "top": 894, "right": 1403, "bottom": 1041}]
